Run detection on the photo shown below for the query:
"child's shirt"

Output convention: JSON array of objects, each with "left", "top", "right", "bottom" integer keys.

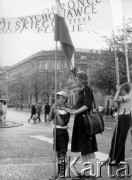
[
  {"left": 53, "top": 108, "right": 70, "bottom": 127},
  {"left": 118, "top": 94, "right": 131, "bottom": 115}
]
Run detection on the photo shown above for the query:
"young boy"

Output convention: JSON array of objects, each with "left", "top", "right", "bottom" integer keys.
[{"left": 48, "top": 91, "right": 70, "bottom": 180}]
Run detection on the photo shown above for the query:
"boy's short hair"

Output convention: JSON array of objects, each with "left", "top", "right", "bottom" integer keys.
[{"left": 121, "top": 83, "right": 131, "bottom": 93}]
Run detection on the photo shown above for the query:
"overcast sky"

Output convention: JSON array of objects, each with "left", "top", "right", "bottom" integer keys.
[{"left": 0, "top": 0, "right": 123, "bottom": 67}]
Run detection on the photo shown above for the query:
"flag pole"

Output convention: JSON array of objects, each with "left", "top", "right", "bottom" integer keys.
[
  {"left": 123, "top": 16, "right": 130, "bottom": 82},
  {"left": 112, "top": 31, "right": 120, "bottom": 162},
  {"left": 112, "top": 30, "right": 120, "bottom": 85},
  {"left": 53, "top": 41, "right": 58, "bottom": 179}
]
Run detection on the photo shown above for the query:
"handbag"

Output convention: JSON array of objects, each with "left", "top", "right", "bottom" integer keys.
[
  {"left": 83, "top": 88, "right": 105, "bottom": 136},
  {"left": 32, "top": 114, "right": 38, "bottom": 121}
]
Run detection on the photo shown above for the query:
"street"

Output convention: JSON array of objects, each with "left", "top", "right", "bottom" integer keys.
[{"left": 0, "top": 109, "right": 131, "bottom": 180}]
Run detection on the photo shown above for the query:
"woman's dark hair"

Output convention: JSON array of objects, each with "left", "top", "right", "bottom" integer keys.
[{"left": 77, "top": 71, "right": 88, "bottom": 84}]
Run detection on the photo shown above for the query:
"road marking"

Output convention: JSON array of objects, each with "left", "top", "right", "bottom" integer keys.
[
  {"left": 30, "top": 135, "right": 109, "bottom": 161},
  {"left": 31, "top": 135, "right": 132, "bottom": 161},
  {"left": 126, "top": 157, "right": 132, "bottom": 160},
  {"left": 0, "top": 163, "right": 54, "bottom": 167}
]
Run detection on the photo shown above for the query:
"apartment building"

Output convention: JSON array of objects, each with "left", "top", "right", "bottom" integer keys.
[{"left": 6, "top": 48, "right": 101, "bottom": 107}]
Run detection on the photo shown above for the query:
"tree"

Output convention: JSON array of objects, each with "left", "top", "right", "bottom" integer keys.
[
  {"left": 58, "top": 69, "right": 70, "bottom": 90},
  {"left": 29, "top": 71, "right": 43, "bottom": 104},
  {"left": 90, "top": 51, "right": 116, "bottom": 94},
  {"left": 8, "top": 74, "right": 29, "bottom": 108},
  {"left": 28, "top": 70, "right": 55, "bottom": 104},
  {"left": 41, "top": 70, "right": 55, "bottom": 102},
  {"left": 90, "top": 18, "right": 132, "bottom": 94}
]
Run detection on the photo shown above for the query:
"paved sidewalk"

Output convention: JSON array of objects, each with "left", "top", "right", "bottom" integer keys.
[{"left": 0, "top": 121, "right": 23, "bottom": 128}]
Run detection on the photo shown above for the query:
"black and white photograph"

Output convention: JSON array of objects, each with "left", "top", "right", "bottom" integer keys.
[{"left": 0, "top": 0, "right": 132, "bottom": 179}]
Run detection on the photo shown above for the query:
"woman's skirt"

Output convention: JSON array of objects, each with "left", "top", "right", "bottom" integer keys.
[{"left": 71, "top": 114, "right": 98, "bottom": 154}]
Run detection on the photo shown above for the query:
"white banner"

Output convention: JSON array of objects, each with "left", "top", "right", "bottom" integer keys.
[{"left": 0, "top": 0, "right": 113, "bottom": 34}]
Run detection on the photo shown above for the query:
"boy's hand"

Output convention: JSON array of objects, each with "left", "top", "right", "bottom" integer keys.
[
  {"left": 53, "top": 108, "right": 59, "bottom": 114},
  {"left": 51, "top": 104, "right": 57, "bottom": 111},
  {"left": 51, "top": 102, "right": 60, "bottom": 110}
]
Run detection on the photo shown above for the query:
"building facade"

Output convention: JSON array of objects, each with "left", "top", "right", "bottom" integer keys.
[
  {"left": 3, "top": 48, "right": 104, "bottom": 107},
  {"left": 7, "top": 50, "right": 68, "bottom": 107}
]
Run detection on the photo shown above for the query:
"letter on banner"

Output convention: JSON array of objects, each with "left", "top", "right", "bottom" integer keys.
[{"left": 0, "top": 0, "right": 113, "bottom": 34}]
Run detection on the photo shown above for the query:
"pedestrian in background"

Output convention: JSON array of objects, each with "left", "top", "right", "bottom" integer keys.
[
  {"left": 0, "top": 101, "right": 3, "bottom": 122},
  {"left": 105, "top": 104, "right": 109, "bottom": 117},
  {"left": 36, "top": 102, "right": 42, "bottom": 122},
  {"left": 103, "top": 83, "right": 131, "bottom": 165},
  {"left": 98, "top": 104, "right": 104, "bottom": 117},
  {"left": 28, "top": 103, "right": 36, "bottom": 123},
  {"left": 48, "top": 91, "right": 70, "bottom": 179},
  {"left": 44, "top": 102, "right": 50, "bottom": 122},
  {"left": 2, "top": 101, "right": 8, "bottom": 123}
]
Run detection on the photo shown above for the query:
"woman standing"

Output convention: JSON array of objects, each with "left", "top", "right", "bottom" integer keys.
[{"left": 66, "top": 71, "right": 98, "bottom": 178}]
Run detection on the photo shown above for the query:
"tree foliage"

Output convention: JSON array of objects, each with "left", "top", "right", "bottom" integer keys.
[
  {"left": 90, "top": 51, "right": 117, "bottom": 94},
  {"left": 40, "top": 70, "right": 55, "bottom": 102},
  {"left": 8, "top": 73, "right": 29, "bottom": 106},
  {"left": 28, "top": 72, "right": 43, "bottom": 103},
  {"left": 90, "top": 18, "right": 132, "bottom": 94}
]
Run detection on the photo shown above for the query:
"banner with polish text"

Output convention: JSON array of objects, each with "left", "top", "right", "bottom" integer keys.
[{"left": 0, "top": 0, "right": 113, "bottom": 34}]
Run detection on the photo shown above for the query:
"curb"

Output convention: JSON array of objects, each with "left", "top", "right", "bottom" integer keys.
[{"left": 0, "top": 121, "right": 23, "bottom": 128}]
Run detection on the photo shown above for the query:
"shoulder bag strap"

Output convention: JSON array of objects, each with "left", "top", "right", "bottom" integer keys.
[{"left": 83, "top": 83, "right": 96, "bottom": 112}]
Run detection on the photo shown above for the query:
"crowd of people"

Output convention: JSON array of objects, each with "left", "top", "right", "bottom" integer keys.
[
  {"left": 0, "top": 100, "right": 51, "bottom": 124},
  {"left": 46, "top": 71, "right": 132, "bottom": 180},
  {"left": 97, "top": 104, "right": 118, "bottom": 119},
  {"left": 1, "top": 70, "right": 131, "bottom": 179},
  {"left": 28, "top": 102, "right": 50, "bottom": 123},
  {"left": 25, "top": 71, "right": 132, "bottom": 179},
  {"left": 27, "top": 97, "right": 118, "bottom": 126}
]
